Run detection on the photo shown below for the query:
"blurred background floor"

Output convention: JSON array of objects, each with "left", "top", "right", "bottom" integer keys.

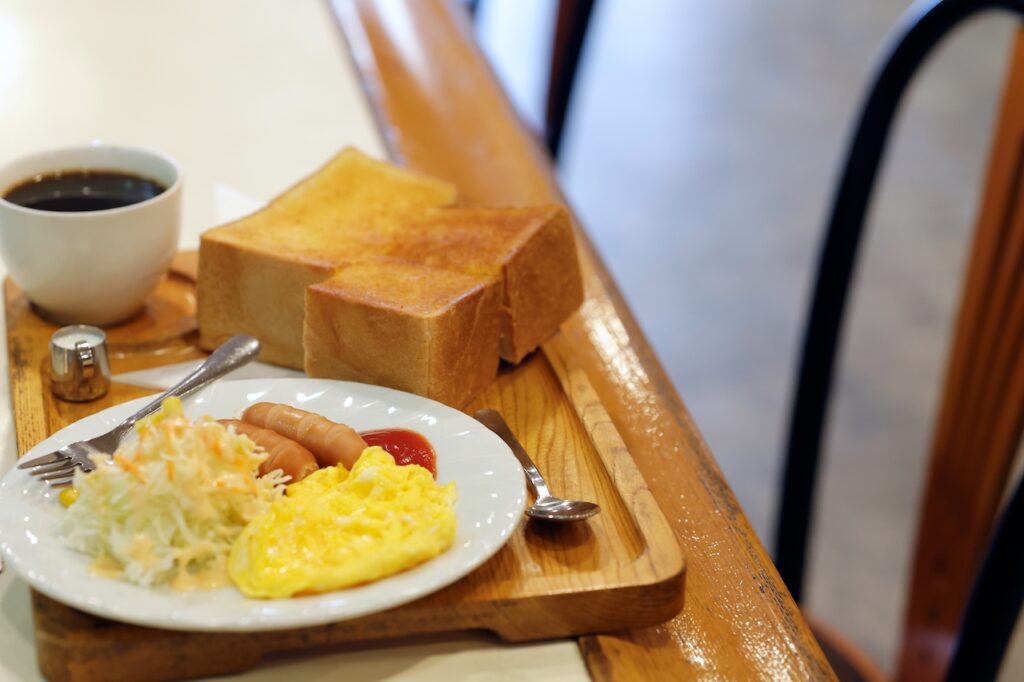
[{"left": 476, "top": 0, "right": 1021, "bottom": 676}]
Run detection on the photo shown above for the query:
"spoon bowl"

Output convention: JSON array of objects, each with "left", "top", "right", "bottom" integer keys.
[
  {"left": 474, "top": 409, "right": 601, "bottom": 523},
  {"left": 527, "top": 497, "right": 601, "bottom": 522}
]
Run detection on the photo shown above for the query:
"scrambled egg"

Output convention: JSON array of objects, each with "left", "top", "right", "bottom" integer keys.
[{"left": 228, "top": 446, "right": 457, "bottom": 598}]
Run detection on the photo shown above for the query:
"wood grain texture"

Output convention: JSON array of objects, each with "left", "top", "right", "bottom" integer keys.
[
  {"left": 5, "top": 254, "right": 204, "bottom": 455},
  {"left": 8, "top": 256, "right": 682, "bottom": 680},
  {"left": 898, "top": 28, "right": 1024, "bottom": 682},
  {"left": 329, "top": 0, "right": 835, "bottom": 679}
]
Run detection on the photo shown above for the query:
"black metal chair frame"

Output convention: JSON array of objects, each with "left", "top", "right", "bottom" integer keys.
[
  {"left": 543, "top": 0, "right": 596, "bottom": 160},
  {"left": 468, "top": 0, "right": 596, "bottom": 160},
  {"left": 773, "top": 0, "right": 1024, "bottom": 678},
  {"left": 947, "top": 475, "right": 1023, "bottom": 680}
]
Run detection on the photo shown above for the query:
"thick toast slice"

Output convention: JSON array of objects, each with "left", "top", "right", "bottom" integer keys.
[
  {"left": 304, "top": 262, "right": 502, "bottom": 407},
  {"left": 198, "top": 147, "right": 584, "bottom": 405},
  {"left": 378, "top": 205, "right": 583, "bottom": 362},
  {"left": 198, "top": 149, "right": 457, "bottom": 367}
]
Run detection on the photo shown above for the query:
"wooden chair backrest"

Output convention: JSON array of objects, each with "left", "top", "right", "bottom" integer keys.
[{"left": 899, "top": 26, "right": 1024, "bottom": 682}]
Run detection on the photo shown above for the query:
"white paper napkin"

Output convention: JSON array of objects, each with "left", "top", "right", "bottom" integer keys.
[{"left": 113, "top": 359, "right": 303, "bottom": 391}]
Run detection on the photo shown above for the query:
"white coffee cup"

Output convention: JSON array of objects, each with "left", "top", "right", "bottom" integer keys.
[{"left": 0, "top": 143, "right": 182, "bottom": 325}]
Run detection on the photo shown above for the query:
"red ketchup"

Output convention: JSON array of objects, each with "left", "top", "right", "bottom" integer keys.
[{"left": 359, "top": 428, "right": 437, "bottom": 478}]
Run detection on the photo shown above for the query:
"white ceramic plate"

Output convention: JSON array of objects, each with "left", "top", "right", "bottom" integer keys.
[{"left": 0, "top": 378, "right": 526, "bottom": 631}]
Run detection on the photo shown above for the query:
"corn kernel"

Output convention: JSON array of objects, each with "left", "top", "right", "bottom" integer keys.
[{"left": 59, "top": 487, "right": 79, "bottom": 507}]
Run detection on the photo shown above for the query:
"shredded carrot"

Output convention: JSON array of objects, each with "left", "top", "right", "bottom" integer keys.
[{"left": 114, "top": 453, "right": 146, "bottom": 484}]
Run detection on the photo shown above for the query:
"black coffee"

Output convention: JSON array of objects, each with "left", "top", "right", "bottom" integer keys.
[{"left": 3, "top": 169, "right": 167, "bottom": 212}]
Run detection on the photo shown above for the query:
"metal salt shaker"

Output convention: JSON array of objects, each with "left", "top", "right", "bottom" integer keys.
[{"left": 50, "top": 325, "right": 111, "bottom": 401}]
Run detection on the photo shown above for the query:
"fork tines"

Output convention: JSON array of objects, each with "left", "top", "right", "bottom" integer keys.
[
  {"left": 17, "top": 454, "right": 77, "bottom": 486},
  {"left": 24, "top": 459, "right": 74, "bottom": 476},
  {"left": 17, "top": 451, "right": 68, "bottom": 469},
  {"left": 17, "top": 442, "right": 98, "bottom": 488}
]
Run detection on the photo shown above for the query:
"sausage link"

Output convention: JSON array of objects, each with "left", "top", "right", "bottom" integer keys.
[
  {"left": 241, "top": 402, "right": 368, "bottom": 469},
  {"left": 219, "top": 419, "right": 319, "bottom": 483}
]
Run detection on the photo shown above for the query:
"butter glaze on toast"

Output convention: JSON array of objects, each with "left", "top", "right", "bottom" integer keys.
[{"left": 198, "top": 148, "right": 583, "bottom": 406}]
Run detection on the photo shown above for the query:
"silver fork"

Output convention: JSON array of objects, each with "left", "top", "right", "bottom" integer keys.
[{"left": 17, "top": 335, "right": 261, "bottom": 486}]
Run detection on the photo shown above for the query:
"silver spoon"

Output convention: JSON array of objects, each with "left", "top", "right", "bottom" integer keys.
[{"left": 474, "top": 409, "right": 600, "bottom": 522}]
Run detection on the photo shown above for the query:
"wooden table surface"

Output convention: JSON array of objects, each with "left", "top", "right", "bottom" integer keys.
[
  {"left": 0, "top": 0, "right": 834, "bottom": 679},
  {"left": 328, "top": 1, "right": 835, "bottom": 679}
]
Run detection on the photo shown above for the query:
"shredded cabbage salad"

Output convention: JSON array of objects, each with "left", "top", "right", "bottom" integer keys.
[{"left": 58, "top": 397, "right": 285, "bottom": 590}]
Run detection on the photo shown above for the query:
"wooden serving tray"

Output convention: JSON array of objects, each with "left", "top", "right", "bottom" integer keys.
[{"left": 4, "top": 254, "right": 685, "bottom": 682}]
